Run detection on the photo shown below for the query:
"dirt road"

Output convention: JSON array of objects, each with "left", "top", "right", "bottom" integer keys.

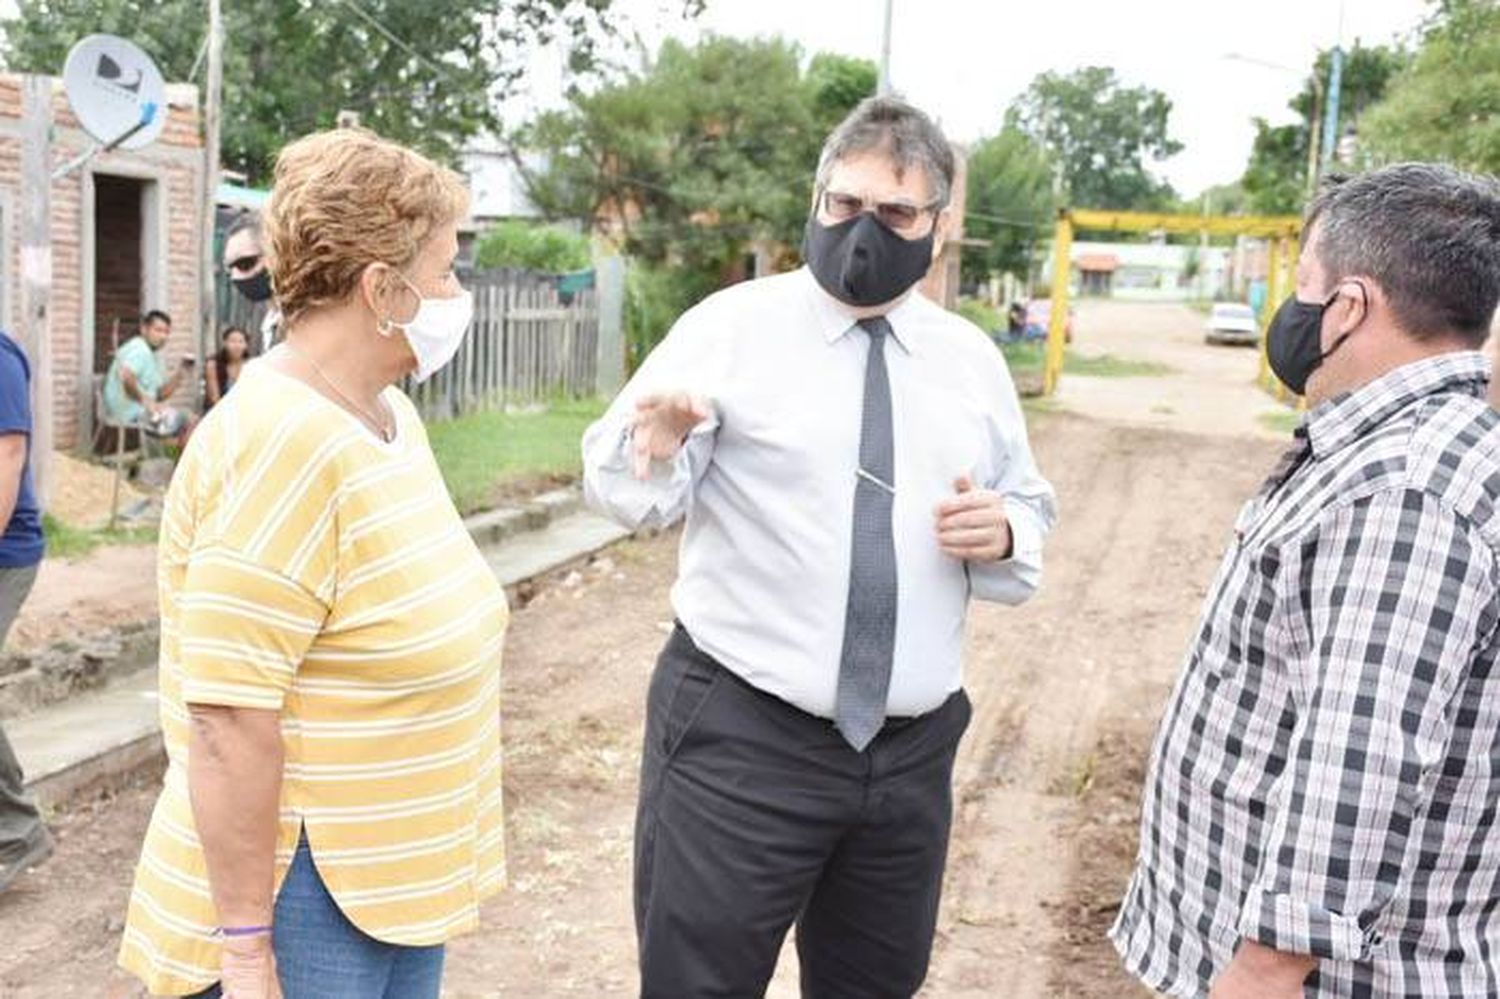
[{"left": 0, "top": 302, "right": 1293, "bottom": 998}]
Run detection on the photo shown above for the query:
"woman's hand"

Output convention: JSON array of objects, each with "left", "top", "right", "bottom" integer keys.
[{"left": 220, "top": 933, "right": 283, "bottom": 999}]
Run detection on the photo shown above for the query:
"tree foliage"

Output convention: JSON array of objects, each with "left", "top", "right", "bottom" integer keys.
[
  {"left": 962, "top": 127, "right": 1054, "bottom": 284},
  {"left": 3, "top": 0, "right": 645, "bottom": 185},
  {"left": 474, "top": 220, "right": 592, "bottom": 272},
  {"left": 1242, "top": 119, "right": 1309, "bottom": 215},
  {"left": 518, "top": 37, "right": 875, "bottom": 277},
  {"left": 515, "top": 37, "right": 875, "bottom": 358},
  {"left": 1362, "top": 0, "right": 1500, "bottom": 172},
  {"left": 1005, "top": 66, "right": 1181, "bottom": 211},
  {"left": 1239, "top": 43, "right": 1404, "bottom": 214}
]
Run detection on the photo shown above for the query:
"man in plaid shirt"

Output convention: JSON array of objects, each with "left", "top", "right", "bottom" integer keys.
[{"left": 1113, "top": 163, "right": 1500, "bottom": 998}]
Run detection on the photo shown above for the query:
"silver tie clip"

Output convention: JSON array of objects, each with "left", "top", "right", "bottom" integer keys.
[{"left": 857, "top": 467, "right": 896, "bottom": 495}]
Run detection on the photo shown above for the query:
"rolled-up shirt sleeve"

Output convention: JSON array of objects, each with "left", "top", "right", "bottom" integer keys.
[
  {"left": 1238, "top": 487, "right": 1500, "bottom": 960},
  {"left": 966, "top": 345, "right": 1057, "bottom": 604},
  {"left": 582, "top": 305, "right": 724, "bottom": 530}
]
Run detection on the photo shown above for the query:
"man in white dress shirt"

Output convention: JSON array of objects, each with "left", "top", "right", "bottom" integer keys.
[{"left": 583, "top": 96, "right": 1057, "bottom": 998}]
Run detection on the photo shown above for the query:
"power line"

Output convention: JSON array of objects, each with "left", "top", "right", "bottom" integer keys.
[
  {"left": 965, "top": 210, "right": 1049, "bottom": 230},
  {"left": 335, "top": 0, "right": 459, "bottom": 80}
]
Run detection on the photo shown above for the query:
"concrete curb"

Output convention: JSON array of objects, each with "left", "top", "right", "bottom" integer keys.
[{"left": 16, "top": 488, "right": 632, "bottom": 811}]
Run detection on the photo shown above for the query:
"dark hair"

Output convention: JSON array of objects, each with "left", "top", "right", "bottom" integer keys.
[
  {"left": 816, "top": 96, "right": 956, "bottom": 209},
  {"left": 216, "top": 325, "right": 253, "bottom": 366},
  {"left": 226, "top": 211, "right": 261, "bottom": 241},
  {"left": 142, "top": 309, "right": 172, "bottom": 328},
  {"left": 1306, "top": 164, "right": 1500, "bottom": 346}
]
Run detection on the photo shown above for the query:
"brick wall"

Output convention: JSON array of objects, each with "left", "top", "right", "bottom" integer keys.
[{"left": 0, "top": 74, "right": 203, "bottom": 449}]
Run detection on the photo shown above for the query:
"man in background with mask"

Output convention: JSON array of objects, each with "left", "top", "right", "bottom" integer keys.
[
  {"left": 583, "top": 96, "right": 1056, "bottom": 996},
  {"left": 1113, "top": 164, "right": 1500, "bottom": 999},
  {"left": 222, "top": 212, "right": 279, "bottom": 349}
]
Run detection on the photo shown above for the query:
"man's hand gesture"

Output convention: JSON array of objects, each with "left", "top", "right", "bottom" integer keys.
[
  {"left": 631, "top": 393, "right": 713, "bottom": 480},
  {"left": 935, "top": 475, "right": 1013, "bottom": 562}
]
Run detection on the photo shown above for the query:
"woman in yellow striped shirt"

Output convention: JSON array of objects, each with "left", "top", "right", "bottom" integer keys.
[{"left": 118, "top": 129, "right": 508, "bottom": 999}]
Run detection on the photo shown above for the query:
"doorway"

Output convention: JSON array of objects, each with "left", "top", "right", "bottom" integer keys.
[{"left": 92, "top": 174, "right": 148, "bottom": 373}]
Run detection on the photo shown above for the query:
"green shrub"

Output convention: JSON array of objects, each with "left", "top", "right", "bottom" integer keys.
[
  {"left": 474, "top": 221, "right": 592, "bottom": 273},
  {"left": 954, "top": 297, "right": 1002, "bottom": 332},
  {"left": 624, "top": 264, "right": 720, "bottom": 370}
]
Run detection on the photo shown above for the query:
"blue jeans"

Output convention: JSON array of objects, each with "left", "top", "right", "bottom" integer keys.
[{"left": 187, "top": 832, "right": 445, "bottom": 998}]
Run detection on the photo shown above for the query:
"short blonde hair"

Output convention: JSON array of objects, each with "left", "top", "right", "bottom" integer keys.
[{"left": 265, "top": 129, "right": 468, "bottom": 322}]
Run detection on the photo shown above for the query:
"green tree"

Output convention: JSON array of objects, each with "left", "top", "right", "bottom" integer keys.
[
  {"left": 516, "top": 37, "right": 875, "bottom": 355},
  {"left": 474, "top": 221, "right": 591, "bottom": 272},
  {"left": 1242, "top": 119, "right": 1309, "bottom": 215},
  {"left": 1362, "top": 0, "right": 1500, "bottom": 171},
  {"left": 1190, "top": 180, "right": 1249, "bottom": 216},
  {"left": 519, "top": 37, "right": 874, "bottom": 275},
  {"left": 804, "top": 52, "right": 878, "bottom": 134},
  {"left": 962, "top": 127, "right": 1054, "bottom": 285},
  {"left": 1005, "top": 66, "right": 1182, "bottom": 210},
  {"left": 3, "top": 0, "right": 654, "bottom": 185},
  {"left": 1238, "top": 43, "right": 1404, "bottom": 213}
]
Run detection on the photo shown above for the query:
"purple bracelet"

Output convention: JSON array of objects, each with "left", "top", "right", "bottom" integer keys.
[{"left": 220, "top": 924, "right": 273, "bottom": 938}]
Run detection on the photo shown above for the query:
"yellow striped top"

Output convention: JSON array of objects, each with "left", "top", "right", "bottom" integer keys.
[{"left": 119, "top": 362, "right": 508, "bottom": 995}]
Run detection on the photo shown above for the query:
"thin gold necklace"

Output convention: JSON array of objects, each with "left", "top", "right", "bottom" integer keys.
[{"left": 283, "top": 342, "right": 395, "bottom": 443}]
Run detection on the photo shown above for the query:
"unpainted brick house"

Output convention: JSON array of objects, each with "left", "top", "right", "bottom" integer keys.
[{"left": 0, "top": 73, "right": 204, "bottom": 451}]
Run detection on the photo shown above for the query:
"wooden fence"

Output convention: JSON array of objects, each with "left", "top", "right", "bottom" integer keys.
[{"left": 405, "top": 271, "right": 601, "bottom": 421}]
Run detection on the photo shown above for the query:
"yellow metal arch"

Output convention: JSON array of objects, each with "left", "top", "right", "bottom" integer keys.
[{"left": 1042, "top": 208, "right": 1303, "bottom": 397}]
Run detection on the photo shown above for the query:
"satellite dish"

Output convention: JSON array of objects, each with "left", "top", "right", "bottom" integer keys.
[{"left": 61, "top": 34, "right": 167, "bottom": 151}]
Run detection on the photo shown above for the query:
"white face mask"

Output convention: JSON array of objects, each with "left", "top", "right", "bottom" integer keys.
[{"left": 381, "top": 271, "right": 474, "bottom": 383}]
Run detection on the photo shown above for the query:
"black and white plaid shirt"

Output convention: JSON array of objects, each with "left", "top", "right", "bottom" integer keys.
[{"left": 1113, "top": 352, "right": 1500, "bottom": 998}]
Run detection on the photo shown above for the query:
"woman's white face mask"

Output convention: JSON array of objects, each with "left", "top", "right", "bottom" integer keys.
[{"left": 380, "top": 271, "right": 473, "bottom": 383}]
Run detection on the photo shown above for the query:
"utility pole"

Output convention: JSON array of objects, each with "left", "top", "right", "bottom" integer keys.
[
  {"left": 1320, "top": 0, "right": 1346, "bottom": 170},
  {"left": 1320, "top": 47, "right": 1342, "bottom": 169},
  {"left": 878, "top": 0, "right": 894, "bottom": 96},
  {"left": 19, "top": 77, "right": 53, "bottom": 507},
  {"left": 200, "top": 0, "right": 223, "bottom": 377},
  {"left": 1305, "top": 76, "right": 1323, "bottom": 195}
]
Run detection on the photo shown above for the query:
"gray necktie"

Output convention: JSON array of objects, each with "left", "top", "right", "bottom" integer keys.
[{"left": 835, "top": 316, "right": 898, "bottom": 752}]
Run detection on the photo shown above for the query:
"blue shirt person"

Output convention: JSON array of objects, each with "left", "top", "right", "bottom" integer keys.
[
  {"left": 0, "top": 332, "right": 42, "bottom": 569},
  {"left": 0, "top": 329, "right": 53, "bottom": 891}
]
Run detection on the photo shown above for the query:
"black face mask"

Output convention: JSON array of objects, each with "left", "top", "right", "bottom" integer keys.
[
  {"left": 1266, "top": 287, "right": 1355, "bottom": 396},
  {"left": 803, "top": 213, "right": 934, "bottom": 308},
  {"left": 232, "top": 269, "right": 274, "bottom": 303}
]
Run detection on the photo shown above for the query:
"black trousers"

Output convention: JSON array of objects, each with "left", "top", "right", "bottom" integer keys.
[{"left": 635, "top": 625, "right": 971, "bottom": 999}]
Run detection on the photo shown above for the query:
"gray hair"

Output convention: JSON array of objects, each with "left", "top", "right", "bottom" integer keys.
[
  {"left": 815, "top": 96, "right": 956, "bottom": 209},
  {"left": 226, "top": 210, "right": 262, "bottom": 241},
  {"left": 1307, "top": 163, "right": 1500, "bottom": 345}
]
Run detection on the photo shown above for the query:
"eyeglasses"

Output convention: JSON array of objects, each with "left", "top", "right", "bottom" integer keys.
[
  {"left": 820, "top": 190, "right": 940, "bottom": 234},
  {"left": 226, "top": 253, "right": 262, "bottom": 276}
]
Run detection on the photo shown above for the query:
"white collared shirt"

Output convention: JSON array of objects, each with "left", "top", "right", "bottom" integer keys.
[{"left": 583, "top": 267, "right": 1057, "bottom": 718}]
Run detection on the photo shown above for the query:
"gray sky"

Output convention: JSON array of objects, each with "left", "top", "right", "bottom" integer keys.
[{"left": 529, "top": 0, "right": 1431, "bottom": 198}]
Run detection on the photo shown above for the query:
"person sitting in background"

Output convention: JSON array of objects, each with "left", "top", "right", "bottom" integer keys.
[
  {"left": 204, "top": 326, "right": 252, "bottom": 410},
  {"left": 103, "top": 309, "right": 194, "bottom": 442}
]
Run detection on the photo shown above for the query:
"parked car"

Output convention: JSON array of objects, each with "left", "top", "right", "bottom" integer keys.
[
  {"left": 1025, "top": 299, "right": 1075, "bottom": 344},
  {"left": 1205, "top": 302, "right": 1259, "bottom": 346}
]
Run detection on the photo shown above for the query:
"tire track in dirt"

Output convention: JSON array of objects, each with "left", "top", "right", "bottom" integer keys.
[{"left": 921, "top": 413, "right": 1281, "bottom": 999}]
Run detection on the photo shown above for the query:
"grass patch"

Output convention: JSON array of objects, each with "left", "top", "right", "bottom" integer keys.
[
  {"left": 42, "top": 514, "right": 156, "bottom": 560},
  {"left": 1001, "top": 341, "right": 1046, "bottom": 375},
  {"left": 1258, "top": 409, "right": 1303, "bottom": 436},
  {"left": 1066, "top": 352, "right": 1175, "bottom": 378},
  {"left": 428, "top": 397, "right": 608, "bottom": 515},
  {"left": 1000, "top": 341, "right": 1173, "bottom": 379}
]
